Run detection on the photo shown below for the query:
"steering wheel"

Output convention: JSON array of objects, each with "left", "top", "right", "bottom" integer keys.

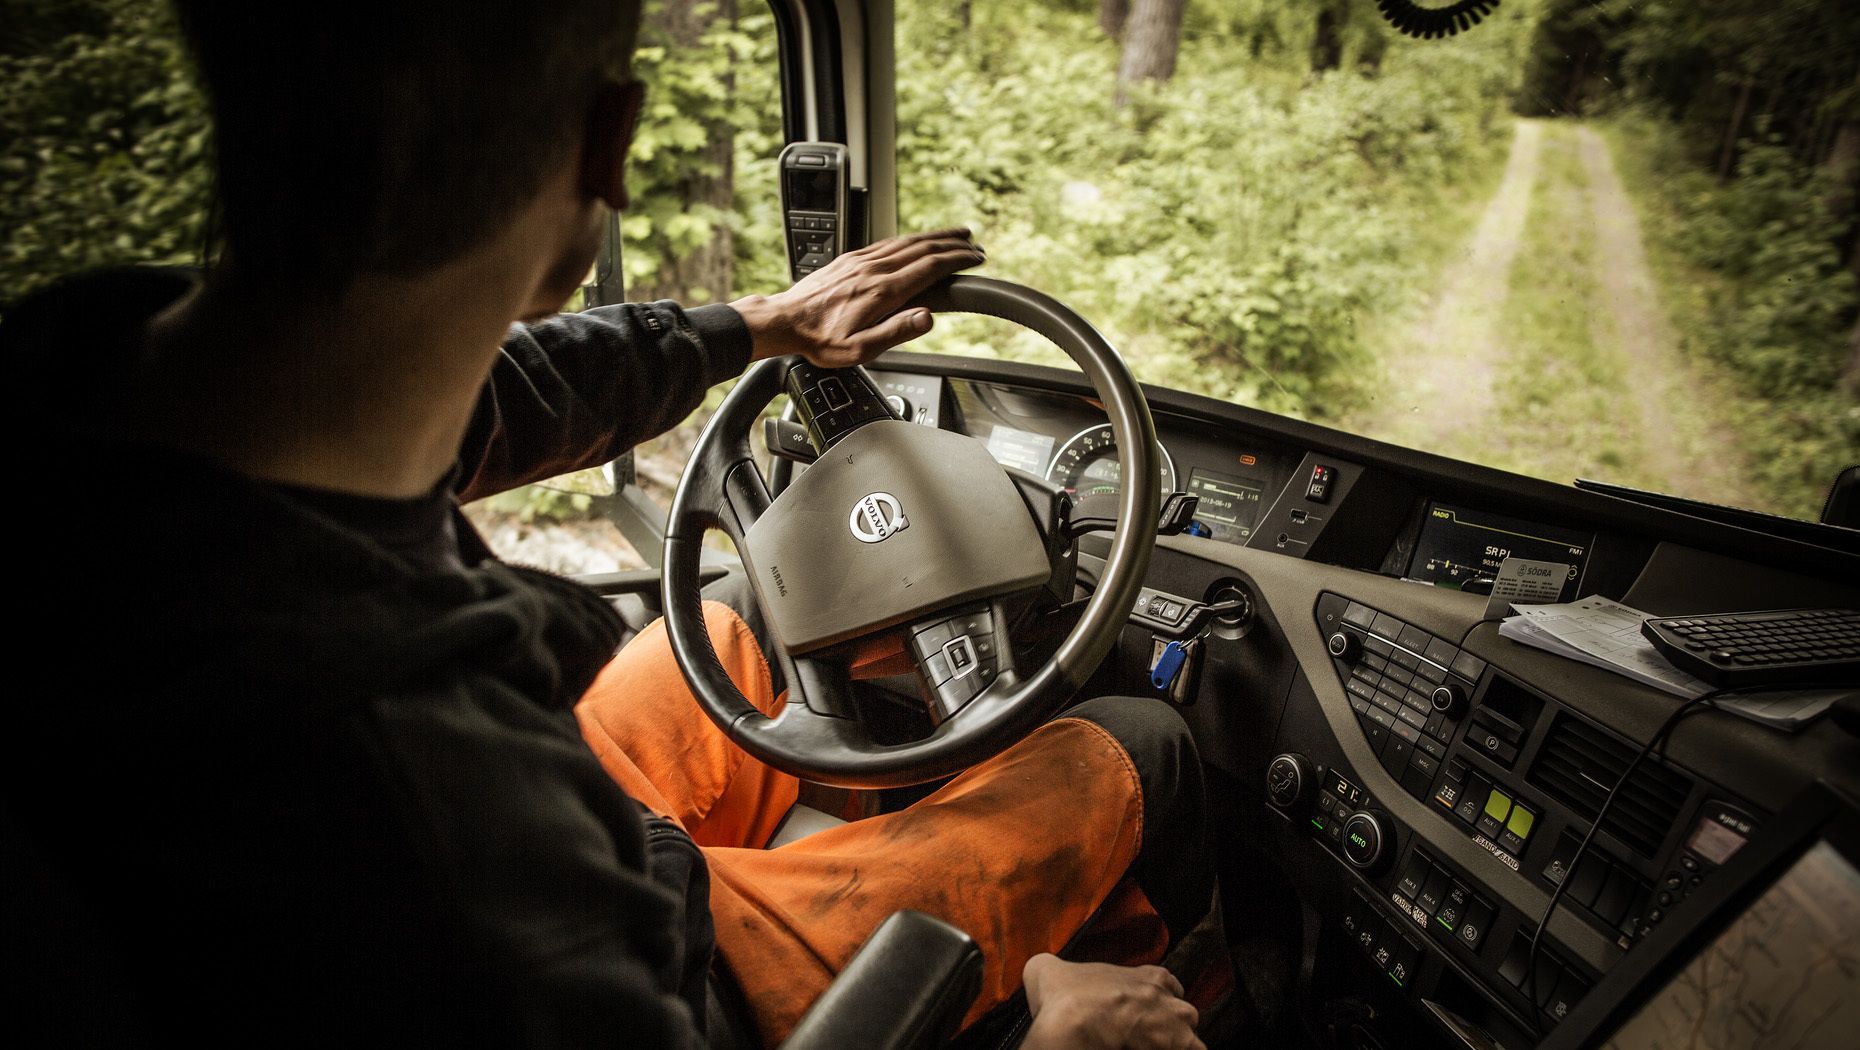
[{"left": 661, "top": 276, "right": 1160, "bottom": 788}]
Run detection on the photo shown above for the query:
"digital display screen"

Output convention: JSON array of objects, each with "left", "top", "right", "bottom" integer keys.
[
  {"left": 1407, "top": 502, "right": 1590, "bottom": 597},
  {"left": 784, "top": 167, "right": 839, "bottom": 213},
  {"left": 1602, "top": 840, "right": 1860, "bottom": 1048},
  {"left": 1187, "top": 467, "right": 1266, "bottom": 542},
  {"left": 1686, "top": 816, "right": 1749, "bottom": 867},
  {"left": 985, "top": 424, "right": 1055, "bottom": 475}
]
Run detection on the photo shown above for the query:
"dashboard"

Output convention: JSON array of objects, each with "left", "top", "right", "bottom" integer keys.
[{"left": 854, "top": 355, "right": 1860, "bottom": 1050}]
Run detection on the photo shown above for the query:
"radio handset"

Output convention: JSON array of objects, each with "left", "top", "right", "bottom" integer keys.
[{"left": 779, "top": 142, "right": 850, "bottom": 282}]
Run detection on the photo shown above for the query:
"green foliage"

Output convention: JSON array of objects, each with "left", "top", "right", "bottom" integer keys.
[
  {"left": 0, "top": 0, "right": 210, "bottom": 306},
  {"left": 893, "top": 0, "right": 1528, "bottom": 416},
  {"left": 623, "top": 0, "right": 785, "bottom": 301},
  {"left": 1608, "top": 113, "right": 1860, "bottom": 515}
]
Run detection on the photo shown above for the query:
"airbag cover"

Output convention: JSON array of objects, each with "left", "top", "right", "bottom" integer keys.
[{"left": 743, "top": 420, "right": 1050, "bottom": 653}]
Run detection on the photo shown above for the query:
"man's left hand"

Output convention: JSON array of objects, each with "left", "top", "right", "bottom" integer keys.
[{"left": 732, "top": 227, "right": 985, "bottom": 367}]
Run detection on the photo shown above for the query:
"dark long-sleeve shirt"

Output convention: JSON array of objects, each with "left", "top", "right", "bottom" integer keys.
[{"left": 1, "top": 268, "right": 751, "bottom": 1046}]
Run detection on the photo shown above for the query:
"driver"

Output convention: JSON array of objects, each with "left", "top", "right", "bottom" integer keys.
[{"left": 2, "top": 2, "right": 1224, "bottom": 1047}]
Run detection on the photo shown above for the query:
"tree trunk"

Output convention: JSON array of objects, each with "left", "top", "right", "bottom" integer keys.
[
  {"left": 1843, "top": 313, "right": 1860, "bottom": 395},
  {"left": 1115, "top": 0, "right": 1186, "bottom": 105},
  {"left": 1717, "top": 75, "right": 1754, "bottom": 183},
  {"left": 1311, "top": 0, "right": 1347, "bottom": 73},
  {"left": 1099, "top": 0, "right": 1128, "bottom": 41},
  {"left": 632, "top": 0, "right": 737, "bottom": 305},
  {"left": 1821, "top": 72, "right": 1860, "bottom": 228}
]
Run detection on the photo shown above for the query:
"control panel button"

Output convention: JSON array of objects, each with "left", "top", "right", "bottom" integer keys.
[
  {"left": 1341, "top": 812, "right": 1389, "bottom": 872},
  {"left": 1386, "top": 937, "right": 1420, "bottom": 989},
  {"left": 1400, "top": 757, "right": 1436, "bottom": 798},
  {"left": 1500, "top": 803, "right": 1537, "bottom": 855},
  {"left": 1397, "top": 853, "right": 1430, "bottom": 899},
  {"left": 1457, "top": 897, "right": 1494, "bottom": 951},
  {"left": 1342, "top": 890, "right": 1369, "bottom": 940},
  {"left": 1544, "top": 970, "right": 1590, "bottom": 1025},
  {"left": 1455, "top": 773, "right": 1489, "bottom": 826},
  {"left": 1343, "top": 602, "right": 1376, "bottom": 629},
  {"left": 1434, "top": 881, "right": 1470, "bottom": 936},
  {"left": 1424, "top": 636, "right": 1460, "bottom": 669},
  {"left": 1358, "top": 713, "right": 1389, "bottom": 754},
  {"left": 1415, "top": 868, "right": 1449, "bottom": 917},
  {"left": 1592, "top": 865, "right": 1638, "bottom": 925},
  {"left": 1451, "top": 651, "right": 1487, "bottom": 683},
  {"left": 1472, "top": 729, "right": 1520, "bottom": 766},
  {"left": 1476, "top": 787, "right": 1513, "bottom": 841},
  {"left": 1305, "top": 464, "right": 1335, "bottom": 503},
  {"left": 1565, "top": 855, "right": 1606, "bottom": 908},
  {"left": 1265, "top": 754, "right": 1310, "bottom": 811},
  {"left": 1433, "top": 777, "right": 1462, "bottom": 814}
]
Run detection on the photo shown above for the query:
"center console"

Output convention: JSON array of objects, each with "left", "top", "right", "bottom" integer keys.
[{"left": 1263, "top": 591, "right": 1770, "bottom": 1042}]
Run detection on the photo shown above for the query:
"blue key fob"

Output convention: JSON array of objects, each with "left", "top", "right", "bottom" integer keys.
[{"left": 1152, "top": 639, "right": 1190, "bottom": 691}]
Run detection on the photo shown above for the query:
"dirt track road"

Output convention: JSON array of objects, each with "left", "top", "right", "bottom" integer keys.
[{"left": 1346, "top": 119, "right": 1757, "bottom": 508}]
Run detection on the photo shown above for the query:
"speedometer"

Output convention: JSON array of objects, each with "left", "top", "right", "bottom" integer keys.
[{"left": 1045, "top": 423, "right": 1177, "bottom": 499}]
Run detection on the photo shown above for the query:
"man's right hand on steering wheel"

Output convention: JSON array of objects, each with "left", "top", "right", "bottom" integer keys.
[{"left": 730, "top": 227, "right": 987, "bottom": 366}]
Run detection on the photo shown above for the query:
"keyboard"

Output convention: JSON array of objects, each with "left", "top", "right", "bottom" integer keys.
[{"left": 1641, "top": 608, "right": 1860, "bottom": 688}]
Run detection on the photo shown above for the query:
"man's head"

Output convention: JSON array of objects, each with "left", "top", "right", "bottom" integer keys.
[{"left": 172, "top": 0, "right": 643, "bottom": 299}]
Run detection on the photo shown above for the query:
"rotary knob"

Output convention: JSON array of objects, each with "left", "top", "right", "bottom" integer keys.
[
  {"left": 1266, "top": 753, "right": 1311, "bottom": 811},
  {"left": 884, "top": 394, "right": 912, "bottom": 420},
  {"left": 1341, "top": 811, "right": 1390, "bottom": 872},
  {"left": 1326, "top": 630, "right": 1360, "bottom": 661},
  {"left": 1431, "top": 682, "right": 1467, "bottom": 718}
]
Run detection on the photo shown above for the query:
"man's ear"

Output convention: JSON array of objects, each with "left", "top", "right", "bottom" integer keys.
[{"left": 582, "top": 79, "right": 645, "bottom": 210}]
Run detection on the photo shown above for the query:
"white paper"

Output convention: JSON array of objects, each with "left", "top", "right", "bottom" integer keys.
[
  {"left": 1500, "top": 596, "right": 1712, "bottom": 697},
  {"left": 1483, "top": 556, "right": 1572, "bottom": 619}
]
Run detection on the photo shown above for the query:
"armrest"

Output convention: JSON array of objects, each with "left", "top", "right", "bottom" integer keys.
[{"left": 779, "top": 911, "right": 984, "bottom": 1050}]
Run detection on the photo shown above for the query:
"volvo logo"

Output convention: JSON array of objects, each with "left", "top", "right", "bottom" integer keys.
[{"left": 849, "top": 492, "right": 909, "bottom": 543}]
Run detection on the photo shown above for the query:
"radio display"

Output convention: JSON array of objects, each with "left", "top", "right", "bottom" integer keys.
[
  {"left": 1187, "top": 467, "right": 1266, "bottom": 542},
  {"left": 1407, "top": 502, "right": 1591, "bottom": 598}
]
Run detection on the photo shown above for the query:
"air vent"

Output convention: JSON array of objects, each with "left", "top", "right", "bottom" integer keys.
[{"left": 1528, "top": 714, "right": 1691, "bottom": 858}]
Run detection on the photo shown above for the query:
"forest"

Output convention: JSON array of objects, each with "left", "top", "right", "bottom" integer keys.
[{"left": 2, "top": 0, "right": 1855, "bottom": 545}]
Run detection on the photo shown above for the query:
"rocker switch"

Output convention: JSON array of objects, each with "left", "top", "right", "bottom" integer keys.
[{"left": 1305, "top": 464, "right": 1335, "bottom": 503}]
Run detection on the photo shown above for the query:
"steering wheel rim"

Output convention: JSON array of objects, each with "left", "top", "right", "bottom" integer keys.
[{"left": 661, "top": 275, "right": 1160, "bottom": 788}]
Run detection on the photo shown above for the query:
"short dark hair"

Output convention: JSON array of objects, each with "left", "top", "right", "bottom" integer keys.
[{"left": 172, "top": 1, "right": 640, "bottom": 285}]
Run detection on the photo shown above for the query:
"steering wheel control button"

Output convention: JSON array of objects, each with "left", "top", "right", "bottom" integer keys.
[
  {"left": 944, "top": 637, "right": 976, "bottom": 674},
  {"left": 848, "top": 492, "right": 909, "bottom": 543},
  {"left": 922, "top": 651, "right": 952, "bottom": 685},
  {"left": 911, "top": 619, "right": 956, "bottom": 656}
]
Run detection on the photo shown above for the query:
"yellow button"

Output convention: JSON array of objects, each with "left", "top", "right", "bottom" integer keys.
[
  {"left": 1506, "top": 805, "right": 1536, "bottom": 840},
  {"left": 1483, "top": 789, "right": 1512, "bottom": 822}
]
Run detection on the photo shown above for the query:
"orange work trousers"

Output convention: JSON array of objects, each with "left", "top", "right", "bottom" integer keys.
[{"left": 575, "top": 600, "right": 1167, "bottom": 1045}]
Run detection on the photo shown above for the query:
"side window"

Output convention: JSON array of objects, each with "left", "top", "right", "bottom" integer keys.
[
  {"left": 461, "top": 1, "right": 784, "bottom": 574},
  {"left": 2, "top": 2, "right": 212, "bottom": 303}
]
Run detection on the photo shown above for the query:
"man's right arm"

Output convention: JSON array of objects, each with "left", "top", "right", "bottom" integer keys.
[{"left": 453, "top": 299, "right": 751, "bottom": 504}]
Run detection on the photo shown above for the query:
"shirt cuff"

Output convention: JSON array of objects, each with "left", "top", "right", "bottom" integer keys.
[{"left": 686, "top": 303, "right": 754, "bottom": 387}]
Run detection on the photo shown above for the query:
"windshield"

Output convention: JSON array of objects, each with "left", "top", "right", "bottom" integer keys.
[
  {"left": 5, "top": 0, "right": 1855, "bottom": 568},
  {"left": 894, "top": 0, "right": 1859, "bottom": 522}
]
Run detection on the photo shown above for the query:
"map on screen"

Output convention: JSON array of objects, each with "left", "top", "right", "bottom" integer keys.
[{"left": 1601, "top": 840, "right": 1860, "bottom": 1050}]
